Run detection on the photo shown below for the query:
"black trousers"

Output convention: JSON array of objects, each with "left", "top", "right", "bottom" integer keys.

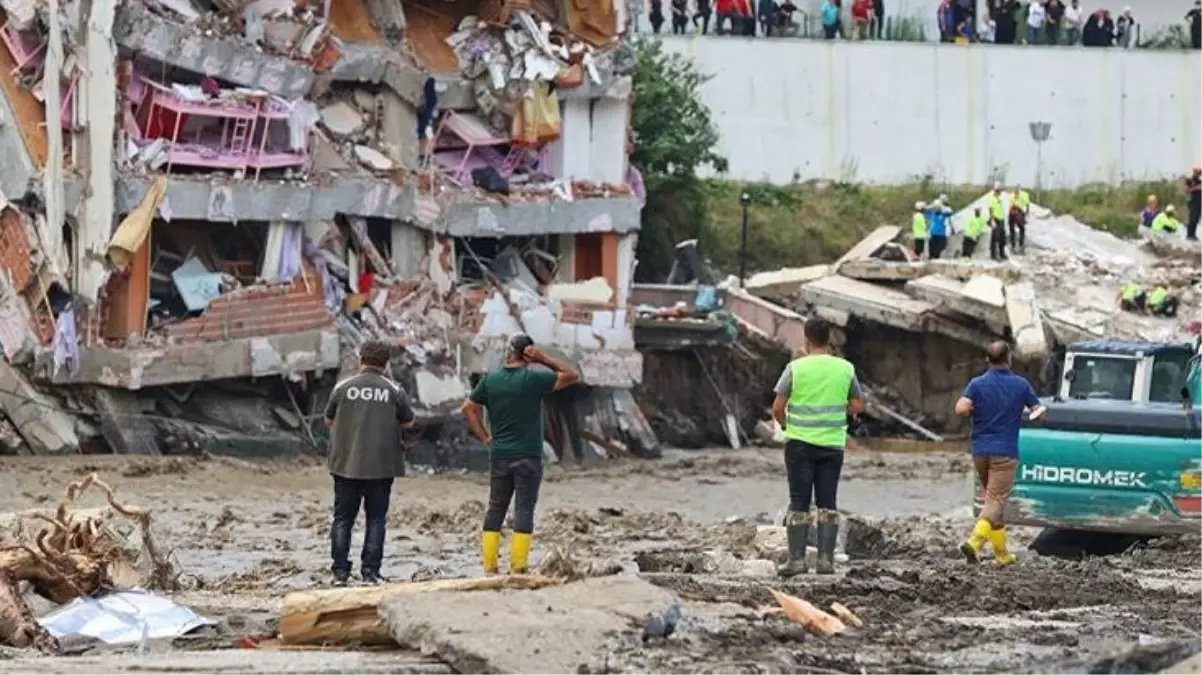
[
  {"left": 913, "top": 238, "right": 926, "bottom": 256},
  {"left": 672, "top": 15, "right": 687, "bottom": 33},
  {"left": 962, "top": 237, "right": 977, "bottom": 257},
  {"left": 1009, "top": 219, "right": 1026, "bottom": 249},
  {"left": 1152, "top": 297, "right": 1180, "bottom": 318},
  {"left": 330, "top": 475, "right": 393, "bottom": 575},
  {"left": 784, "top": 439, "right": 844, "bottom": 512},
  {"left": 693, "top": 11, "right": 711, "bottom": 34},
  {"left": 1188, "top": 200, "right": 1200, "bottom": 239},
  {"left": 928, "top": 234, "right": 948, "bottom": 259},
  {"left": 990, "top": 223, "right": 1007, "bottom": 259},
  {"left": 482, "top": 456, "right": 543, "bottom": 534}
]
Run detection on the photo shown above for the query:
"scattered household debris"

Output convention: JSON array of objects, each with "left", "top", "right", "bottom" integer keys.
[{"left": 39, "top": 590, "right": 213, "bottom": 646}]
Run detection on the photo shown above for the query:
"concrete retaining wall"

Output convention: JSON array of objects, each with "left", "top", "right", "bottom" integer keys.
[{"left": 660, "top": 36, "right": 1201, "bottom": 187}]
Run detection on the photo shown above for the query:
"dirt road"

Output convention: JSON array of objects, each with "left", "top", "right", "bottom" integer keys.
[{"left": 0, "top": 449, "right": 1195, "bottom": 673}]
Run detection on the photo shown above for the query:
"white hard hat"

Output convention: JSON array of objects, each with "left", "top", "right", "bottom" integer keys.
[
  {"left": 915, "top": 201, "right": 926, "bottom": 209},
  {"left": 939, "top": 193, "right": 949, "bottom": 202},
  {"left": 943, "top": 206, "right": 953, "bottom": 213},
  {"left": 993, "top": 181, "right": 1002, "bottom": 190}
]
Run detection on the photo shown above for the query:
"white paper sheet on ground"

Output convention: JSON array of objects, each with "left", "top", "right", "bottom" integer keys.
[{"left": 38, "top": 590, "right": 213, "bottom": 645}]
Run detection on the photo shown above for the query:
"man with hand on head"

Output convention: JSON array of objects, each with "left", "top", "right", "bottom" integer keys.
[
  {"left": 955, "top": 341, "right": 1044, "bottom": 567},
  {"left": 772, "top": 317, "right": 866, "bottom": 577},
  {"left": 462, "top": 334, "right": 580, "bottom": 575},
  {"left": 324, "top": 339, "right": 417, "bottom": 585}
]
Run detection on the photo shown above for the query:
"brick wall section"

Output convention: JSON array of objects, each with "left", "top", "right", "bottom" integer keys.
[
  {"left": 0, "top": 207, "right": 33, "bottom": 293},
  {"left": 164, "top": 269, "right": 333, "bottom": 344}
]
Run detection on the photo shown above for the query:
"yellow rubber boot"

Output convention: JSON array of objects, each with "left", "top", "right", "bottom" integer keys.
[
  {"left": 510, "top": 532, "right": 532, "bottom": 574},
  {"left": 481, "top": 531, "right": 501, "bottom": 574},
  {"left": 959, "top": 519, "right": 993, "bottom": 563},
  {"left": 988, "top": 528, "right": 1018, "bottom": 566}
]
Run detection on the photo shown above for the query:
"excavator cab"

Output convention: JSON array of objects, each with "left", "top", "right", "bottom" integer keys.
[{"left": 973, "top": 339, "right": 1202, "bottom": 537}]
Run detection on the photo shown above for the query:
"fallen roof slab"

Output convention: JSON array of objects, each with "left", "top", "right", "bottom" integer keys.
[
  {"left": 835, "top": 225, "right": 901, "bottom": 265},
  {"left": 432, "top": 195, "right": 643, "bottom": 236},
  {"left": 838, "top": 259, "right": 929, "bottom": 282},
  {"left": 745, "top": 264, "right": 829, "bottom": 300},
  {"left": 927, "top": 259, "right": 1023, "bottom": 282},
  {"left": 379, "top": 576, "right": 679, "bottom": 674},
  {"left": 905, "top": 274, "right": 1008, "bottom": 335},
  {"left": 35, "top": 329, "right": 341, "bottom": 389},
  {"left": 800, "top": 275, "right": 931, "bottom": 331}
]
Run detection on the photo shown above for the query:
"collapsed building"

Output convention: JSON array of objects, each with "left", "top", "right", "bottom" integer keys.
[
  {"left": 0, "top": 0, "right": 653, "bottom": 465},
  {"left": 632, "top": 206, "right": 1200, "bottom": 446}
]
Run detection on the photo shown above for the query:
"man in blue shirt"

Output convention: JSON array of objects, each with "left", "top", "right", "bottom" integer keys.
[
  {"left": 954, "top": 341, "right": 1043, "bottom": 566},
  {"left": 926, "top": 200, "right": 951, "bottom": 259}
]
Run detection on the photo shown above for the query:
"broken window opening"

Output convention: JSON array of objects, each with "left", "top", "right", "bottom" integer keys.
[
  {"left": 126, "top": 58, "right": 314, "bottom": 180},
  {"left": 454, "top": 235, "right": 559, "bottom": 289}
]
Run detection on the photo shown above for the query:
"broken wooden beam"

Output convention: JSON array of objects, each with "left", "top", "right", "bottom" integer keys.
[{"left": 278, "top": 574, "right": 563, "bottom": 646}]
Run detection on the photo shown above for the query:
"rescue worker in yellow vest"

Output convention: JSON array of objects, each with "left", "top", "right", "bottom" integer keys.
[
  {"left": 1148, "top": 285, "right": 1179, "bottom": 318},
  {"left": 987, "top": 183, "right": 1007, "bottom": 261},
  {"left": 1151, "top": 205, "right": 1182, "bottom": 234},
  {"left": 1117, "top": 281, "right": 1147, "bottom": 312},
  {"left": 771, "top": 317, "right": 866, "bottom": 577},
  {"left": 962, "top": 207, "right": 988, "bottom": 258},
  {"left": 1010, "top": 184, "right": 1031, "bottom": 253},
  {"left": 911, "top": 201, "right": 928, "bottom": 258}
]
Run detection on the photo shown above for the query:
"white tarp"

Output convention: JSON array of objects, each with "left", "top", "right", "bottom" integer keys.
[{"left": 38, "top": 590, "right": 213, "bottom": 646}]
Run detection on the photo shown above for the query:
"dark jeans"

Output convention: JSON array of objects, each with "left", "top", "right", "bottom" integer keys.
[
  {"left": 990, "top": 222, "right": 1007, "bottom": 259},
  {"left": 962, "top": 237, "right": 977, "bottom": 257},
  {"left": 784, "top": 439, "right": 844, "bottom": 512},
  {"left": 1151, "top": 297, "right": 1180, "bottom": 318},
  {"left": 823, "top": 22, "right": 838, "bottom": 39},
  {"left": 672, "top": 15, "right": 687, "bottom": 33},
  {"left": 913, "top": 237, "right": 926, "bottom": 256},
  {"left": 693, "top": 11, "right": 711, "bottom": 34},
  {"left": 928, "top": 234, "right": 948, "bottom": 259},
  {"left": 1009, "top": 214, "right": 1026, "bottom": 249},
  {"left": 330, "top": 475, "right": 393, "bottom": 575},
  {"left": 716, "top": 12, "right": 735, "bottom": 34},
  {"left": 1188, "top": 200, "right": 1200, "bottom": 239},
  {"left": 482, "top": 456, "right": 543, "bottom": 534}
]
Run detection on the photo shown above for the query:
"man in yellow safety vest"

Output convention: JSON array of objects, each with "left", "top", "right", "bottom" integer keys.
[
  {"left": 1010, "top": 184, "right": 1031, "bottom": 253},
  {"left": 911, "top": 201, "right": 928, "bottom": 258},
  {"left": 1117, "top": 281, "right": 1146, "bottom": 312},
  {"left": 1148, "top": 286, "right": 1179, "bottom": 318},
  {"left": 1151, "top": 205, "right": 1182, "bottom": 234},
  {"left": 987, "top": 183, "right": 1007, "bottom": 260},
  {"left": 771, "top": 317, "right": 866, "bottom": 577},
  {"left": 962, "top": 207, "right": 988, "bottom": 258}
]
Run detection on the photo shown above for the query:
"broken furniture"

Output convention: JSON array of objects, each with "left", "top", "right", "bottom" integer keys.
[
  {"left": 135, "top": 78, "right": 306, "bottom": 177},
  {"left": 0, "top": 19, "right": 43, "bottom": 76},
  {"left": 431, "top": 110, "right": 527, "bottom": 185}
]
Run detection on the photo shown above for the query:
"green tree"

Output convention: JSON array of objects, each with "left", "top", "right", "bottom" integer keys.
[{"left": 630, "top": 38, "right": 726, "bottom": 281}]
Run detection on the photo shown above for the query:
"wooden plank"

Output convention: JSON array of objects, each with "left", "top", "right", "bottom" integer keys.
[
  {"left": 0, "top": 37, "right": 47, "bottom": 167},
  {"left": 278, "top": 574, "right": 562, "bottom": 646}
]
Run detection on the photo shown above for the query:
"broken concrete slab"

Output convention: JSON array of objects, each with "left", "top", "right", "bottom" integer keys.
[
  {"left": 835, "top": 225, "right": 901, "bottom": 266},
  {"left": 801, "top": 275, "right": 931, "bottom": 332},
  {"left": 744, "top": 264, "right": 829, "bottom": 301},
  {"left": 905, "top": 274, "right": 1008, "bottom": 335},
  {"left": 927, "top": 259, "right": 1023, "bottom": 282},
  {"left": 838, "top": 259, "right": 929, "bottom": 282},
  {"left": 35, "top": 330, "right": 341, "bottom": 389},
  {"left": 1145, "top": 232, "right": 1202, "bottom": 263},
  {"left": 1005, "top": 282, "right": 1048, "bottom": 360},
  {"left": 0, "top": 359, "right": 79, "bottom": 454},
  {"left": 353, "top": 145, "right": 395, "bottom": 171},
  {"left": 320, "top": 102, "right": 366, "bottom": 138},
  {"left": 379, "top": 576, "right": 679, "bottom": 674}
]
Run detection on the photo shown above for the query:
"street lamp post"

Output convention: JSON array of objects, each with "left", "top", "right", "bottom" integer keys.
[{"left": 738, "top": 191, "right": 751, "bottom": 288}]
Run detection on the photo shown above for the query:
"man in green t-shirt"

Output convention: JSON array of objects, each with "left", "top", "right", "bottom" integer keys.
[{"left": 462, "top": 334, "right": 579, "bottom": 574}]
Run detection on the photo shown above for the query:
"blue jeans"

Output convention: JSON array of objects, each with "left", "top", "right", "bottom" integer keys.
[
  {"left": 330, "top": 475, "right": 393, "bottom": 575},
  {"left": 1027, "top": 26, "right": 1042, "bottom": 44}
]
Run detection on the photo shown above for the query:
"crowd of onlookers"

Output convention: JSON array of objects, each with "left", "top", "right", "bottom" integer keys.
[{"left": 642, "top": 0, "right": 1202, "bottom": 48}]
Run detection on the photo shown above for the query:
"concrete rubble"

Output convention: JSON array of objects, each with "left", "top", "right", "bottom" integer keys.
[{"left": 0, "top": 0, "right": 649, "bottom": 465}]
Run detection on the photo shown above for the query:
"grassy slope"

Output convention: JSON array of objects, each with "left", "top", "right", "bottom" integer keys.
[{"left": 696, "top": 179, "right": 1185, "bottom": 274}]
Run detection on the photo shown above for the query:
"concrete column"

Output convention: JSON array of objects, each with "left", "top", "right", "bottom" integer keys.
[
  {"left": 558, "top": 99, "right": 592, "bottom": 181},
  {"left": 589, "top": 98, "right": 628, "bottom": 185},
  {"left": 556, "top": 234, "right": 576, "bottom": 282},
  {"left": 78, "top": 0, "right": 119, "bottom": 303},
  {"left": 379, "top": 91, "right": 418, "bottom": 169},
  {"left": 616, "top": 233, "right": 637, "bottom": 309},
  {"left": 391, "top": 221, "right": 426, "bottom": 280}
]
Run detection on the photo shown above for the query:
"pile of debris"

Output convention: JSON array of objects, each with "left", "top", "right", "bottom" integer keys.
[{"left": 143, "top": 0, "right": 342, "bottom": 70}]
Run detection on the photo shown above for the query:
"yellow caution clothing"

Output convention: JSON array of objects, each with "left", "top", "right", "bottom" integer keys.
[
  {"left": 781, "top": 354, "right": 858, "bottom": 449},
  {"left": 1151, "top": 213, "right": 1181, "bottom": 233},
  {"left": 912, "top": 212, "right": 927, "bottom": 239},
  {"left": 1121, "top": 282, "right": 1142, "bottom": 302},
  {"left": 1149, "top": 286, "right": 1169, "bottom": 309},
  {"left": 964, "top": 215, "right": 988, "bottom": 240}
]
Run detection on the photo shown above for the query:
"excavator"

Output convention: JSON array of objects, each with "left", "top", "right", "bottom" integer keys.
[{"left": 974, "top": 338, "right": 1201, "bottom": 538}]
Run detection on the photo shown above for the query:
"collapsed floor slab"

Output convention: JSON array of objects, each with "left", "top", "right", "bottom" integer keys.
[
  {"left": 379, "top": 576, "right": 679, "bottom": 674},
  {"left": 905, "top": 274, "right": 1008, "bottom": 335},
  {"left": 0, "top": 359, "right": 78, "bottom": 454},
  {"left": 35, "top": 330, "right": 340, "bottom": 389}
]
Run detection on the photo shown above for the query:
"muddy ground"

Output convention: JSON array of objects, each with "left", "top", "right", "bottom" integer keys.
[{"left": 0, "top": 448, "right": 1196, "bottom": 673}]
